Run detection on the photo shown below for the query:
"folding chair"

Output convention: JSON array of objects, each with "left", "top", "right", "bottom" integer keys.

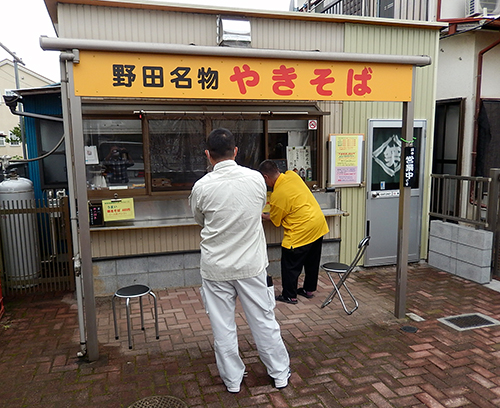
[{"left": 320, "top": 236, "right": 370, "bottom": 314}]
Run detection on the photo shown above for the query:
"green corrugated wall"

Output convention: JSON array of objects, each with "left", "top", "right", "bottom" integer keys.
[{"left": 339, "top": 24, "right": 440, "bottom": 264}]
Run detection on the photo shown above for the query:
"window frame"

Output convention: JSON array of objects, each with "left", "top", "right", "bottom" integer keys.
[{"left": 84, "top": 103, "right": 325, "bottom": 200}]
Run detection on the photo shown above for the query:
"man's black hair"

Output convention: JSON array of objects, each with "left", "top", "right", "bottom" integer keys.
[
  {"left": 207, "top": 128, "right": 235, "bottom": 161},
  {"left": 258, "top": 159, "right": 280, "bottom": 176}
]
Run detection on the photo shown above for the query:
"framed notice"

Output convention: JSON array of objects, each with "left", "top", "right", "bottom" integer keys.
[
  {"left": 328, "top": 134, "right": 365, "bottom": 188},
  {"left": 102, "top": 198, "right": 135, "bottom": 222}
]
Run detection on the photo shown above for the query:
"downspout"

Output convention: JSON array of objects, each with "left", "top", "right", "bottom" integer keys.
[
  {"left": 59, "top": 49, "right": 89, "bottom": 359},
  {"left": 472, "top": 37, "right": 500, "bottom": 176}
]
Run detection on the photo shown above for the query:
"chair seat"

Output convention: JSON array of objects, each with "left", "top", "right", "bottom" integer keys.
[
  {"left": 320, "top": 236, "right": 370, "bottom": 314},
  {"left": 322, "top": 262, "right": 349, "bottom": 273},
  {"left": 112, "top": 284, "right": 159, "bottom": 349},
  {"left": 115, "top": 284, "right": 151, "bottom": 298}
]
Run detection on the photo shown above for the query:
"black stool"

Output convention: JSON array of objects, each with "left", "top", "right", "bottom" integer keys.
[{"left": 112, "top": 284, "right": 159, "bottom": 349}]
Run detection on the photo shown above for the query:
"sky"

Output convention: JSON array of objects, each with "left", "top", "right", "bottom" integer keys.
[{"left": 0, "top": 0, "right": 294, "bottom": 84}]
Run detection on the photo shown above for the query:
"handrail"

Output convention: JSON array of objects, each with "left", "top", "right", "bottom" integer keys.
[{"left": 430, "top": 173, "right": 491, "bottom": 228}]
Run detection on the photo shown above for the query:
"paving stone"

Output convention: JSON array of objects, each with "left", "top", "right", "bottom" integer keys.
[{"left": 3, "top": 264, "right": 500, "bottom": 407}]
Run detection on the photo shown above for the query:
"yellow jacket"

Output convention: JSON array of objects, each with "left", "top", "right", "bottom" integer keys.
[{"left": 269, "top": 171, "right": 329, "bottom": 249}]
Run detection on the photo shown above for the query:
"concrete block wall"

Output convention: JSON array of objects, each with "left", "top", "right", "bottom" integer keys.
[
  {"left": 93, "top": 240, "right": 340, "bottom": 296},
  {"left": 428, "top": 220, "right": 493, "bottom": 284}
]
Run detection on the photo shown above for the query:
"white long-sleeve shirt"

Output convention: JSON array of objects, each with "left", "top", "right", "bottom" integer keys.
[{"left": 189, "top": 160, "right": 269, "bottom": 281}]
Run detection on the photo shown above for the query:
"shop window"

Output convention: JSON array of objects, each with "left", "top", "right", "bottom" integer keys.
[
  {"left": 212, "top": 119, "right": 264, "bottom": 169},
  {"left": 148, "top": 118, "right": 206, "bottom": 191},
  {"left": 83, "top": 119, "right": 144, "bottom": 192},
  {"left": 146, "top": 117, "right": 318, "bottom": 191},
  {"left": 268, "top": 120, "right": 318, "bottom": 182},
  {"left": 83, "top": 110, "right": 321, "bottom": 196}
]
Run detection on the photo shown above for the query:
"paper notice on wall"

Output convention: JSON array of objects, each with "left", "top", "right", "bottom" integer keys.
[
  {"left": 286, "top": 146, "right": 312, "bottom": 180},
  {"left": 328, "top": 134, "right": 364, "bottom": 187},
  {"left": 102, "top": 198, "right": 135, "bottom": 221}
]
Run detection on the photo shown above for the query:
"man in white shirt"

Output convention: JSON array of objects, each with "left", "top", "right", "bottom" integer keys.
[{"left": 189, "top": 128, "right": 290, "bottom": 393}]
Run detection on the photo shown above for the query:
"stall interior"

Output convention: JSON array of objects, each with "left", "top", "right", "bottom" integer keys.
[{"left": 83, "top": 108, "right": 321, "bottom": 199}]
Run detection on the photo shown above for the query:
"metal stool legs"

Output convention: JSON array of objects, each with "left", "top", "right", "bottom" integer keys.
[
  {"left": 112, "top": 284, "right": 159, "bottom": 349},
  {"left": 320, "top": 236, "right": 370, "bottom": 315},
  {"left": 320, "top": 269, "right": 359, "bottom": 314}
]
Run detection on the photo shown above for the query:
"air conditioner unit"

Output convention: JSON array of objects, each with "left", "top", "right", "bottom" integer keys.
[{"left": 466, "top": 0, "right": 500, "bottom": 17}]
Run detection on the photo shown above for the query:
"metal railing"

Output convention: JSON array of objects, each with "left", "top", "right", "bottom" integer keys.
[
  {"left": 430, "top": 170, "right": 500, "bottom": 278},
  {"left": 430, "top": 174, "right": 491, "bottom": 228},
  {"left": 0, "top": 197, "right": 74, "bottom": 295}
]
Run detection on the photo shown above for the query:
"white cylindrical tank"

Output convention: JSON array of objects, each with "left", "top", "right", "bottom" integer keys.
[{"left": 0, "top": 176, "right": 41, "bottom": 287}]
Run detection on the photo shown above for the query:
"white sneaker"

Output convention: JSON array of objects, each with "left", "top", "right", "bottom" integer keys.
[
  {"left": 227, "top": 386, "right": 240, "bottom": 393},
  {"left": 275, "top": 369, "right": 291, "bottom": 389}
]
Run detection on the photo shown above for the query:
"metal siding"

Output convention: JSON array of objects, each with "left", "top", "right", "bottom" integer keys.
[
  {"left": 319, "top": 100, "right": 343, "bottom": 184},
  {"left": 58, "top": 4, "right": 346, "bottom": 52},
  {"left": 23, "top": 93, "right": 63, "bottom": 200},
  {"left": 341, "top": 24, "right": 439, "bottom": 263},
  {"left": 251, "top": 18, "right": 344, "bottom": 52},
  {"left": 90, "top": 215, "right": 340, "bottom": 258},
  {"left": 59, "top": 4, "right": 216, "bottom": 45}
]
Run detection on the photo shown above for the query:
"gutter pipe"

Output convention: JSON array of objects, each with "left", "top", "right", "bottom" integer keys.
[
  {"left": 40, "top": 36, "right": 432, "bottom": 67},
  {"left": 59, "top": 50, "right": 89, "bottom": 358}
]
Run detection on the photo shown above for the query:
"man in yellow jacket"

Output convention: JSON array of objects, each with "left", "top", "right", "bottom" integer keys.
[{"left": 259, "top": 160, "right": 329, "bottom": 304}]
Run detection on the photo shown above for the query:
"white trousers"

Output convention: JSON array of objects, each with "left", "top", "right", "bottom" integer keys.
[{"left": 201, "top": 271, "right": 290, "bottom": 389}]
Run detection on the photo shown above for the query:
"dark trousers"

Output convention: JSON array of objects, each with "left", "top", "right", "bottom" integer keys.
[{"left": 281, "top": 236, "right": 323, "bottom": 299}]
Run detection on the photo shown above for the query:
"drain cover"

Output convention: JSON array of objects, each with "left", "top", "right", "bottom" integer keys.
[
  {"left": 438, "top": 313, "right": 500, "bottom": 331},
  {"left": 128, "top": 396, "right": 188, "bottom": 408},
  {"left": 401, "top": 325, "right": 418, "bottom": 333}
]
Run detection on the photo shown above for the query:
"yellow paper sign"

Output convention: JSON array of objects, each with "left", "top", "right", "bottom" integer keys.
[
  {"left": 73, "top": 51, "right": 413, "bottom": 102},
  {"left": 102, "top": 198, "right": 135, "bottom": 222},
  {"left": 328, "top": 134, "right": 364, "bottom": 187}
]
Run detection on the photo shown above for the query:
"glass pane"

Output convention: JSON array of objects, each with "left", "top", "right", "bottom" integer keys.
[
  {"left": 212, "top": 119, "right": 264, "bottom": 169},
  {"left": 268, "top": 120, "right": 317, "bottom": 181},
  {"left": 83, "top": 119, "right": 144, "bottom": 191},
  {"left": 379, "top": 0, "right": 394, "bottom": 18},
  {"left": 40, "top": 120, "right": 64, "bottom": 152},
  {"left": 41, "top": 154, "right": 67, "bottom": 185},
  {"left": 371, "top": 127, "right": 421, "bottom": 191},
  {"left": 149, "top": 118, "right": 205, "bottom": 191}
]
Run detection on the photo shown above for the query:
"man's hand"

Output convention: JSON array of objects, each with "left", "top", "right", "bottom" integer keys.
[{"left": 261, "top": 212, "right": 270, "bottom": 221}]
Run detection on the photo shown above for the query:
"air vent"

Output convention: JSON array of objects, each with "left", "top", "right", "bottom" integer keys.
[
  {"left": 217, "top": 17, "right": 251, "bottom": 48},
  {"left": 438, "top": 313, "right": 500, "bottom": 331}
]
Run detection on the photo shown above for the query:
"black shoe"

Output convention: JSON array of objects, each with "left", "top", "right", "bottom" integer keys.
[
  {"left": 297, "top": 288, "right": 314, "bottom": 299},
  {"left": 276, "top": 295, "right": 298, "bottom": 304}
]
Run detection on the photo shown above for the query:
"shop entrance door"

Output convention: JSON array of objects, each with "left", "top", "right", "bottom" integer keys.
[{"left": 365, "top": 119, "right": 426, "bottom": 266}]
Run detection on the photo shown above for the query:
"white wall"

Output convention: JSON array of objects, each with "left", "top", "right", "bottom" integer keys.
[
  {"left": 436, "top": 34, "right": 476, "bottom": 175},
  {"left": 436, "top": 30, "right": 500, "bottom": 176},
  {"left": 476, "top": 31, "right": 500, "bottom": 98},
  {"left": 440, "top": 0, "right": 467, "bottom": 19},
  {"left": 0, "top": 60, "right": 54, "bottom": 158}
]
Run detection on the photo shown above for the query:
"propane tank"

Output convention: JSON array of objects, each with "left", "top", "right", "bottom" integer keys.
[{"left": 0, "top": 173, "right": 40, "bottom": 288}]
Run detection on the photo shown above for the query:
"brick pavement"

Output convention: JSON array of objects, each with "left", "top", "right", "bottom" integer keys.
[{"left": 2, "top": 263, "right": 500, "bottom": 407}]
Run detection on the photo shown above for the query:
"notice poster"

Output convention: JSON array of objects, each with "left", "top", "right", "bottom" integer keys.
[
  {"left": 102, "top": 198, "right": 135, "bottom": 222},
  {"left": 286, "top": 146, "right": 312, "bottom": 181},
  {"left": 328, "top": 134, "right": 364, "bottom": 187}
]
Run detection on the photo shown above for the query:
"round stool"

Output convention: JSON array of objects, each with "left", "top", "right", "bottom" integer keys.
[{"left": 112, "top": 284, "right": 159, "bottom": 349}]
